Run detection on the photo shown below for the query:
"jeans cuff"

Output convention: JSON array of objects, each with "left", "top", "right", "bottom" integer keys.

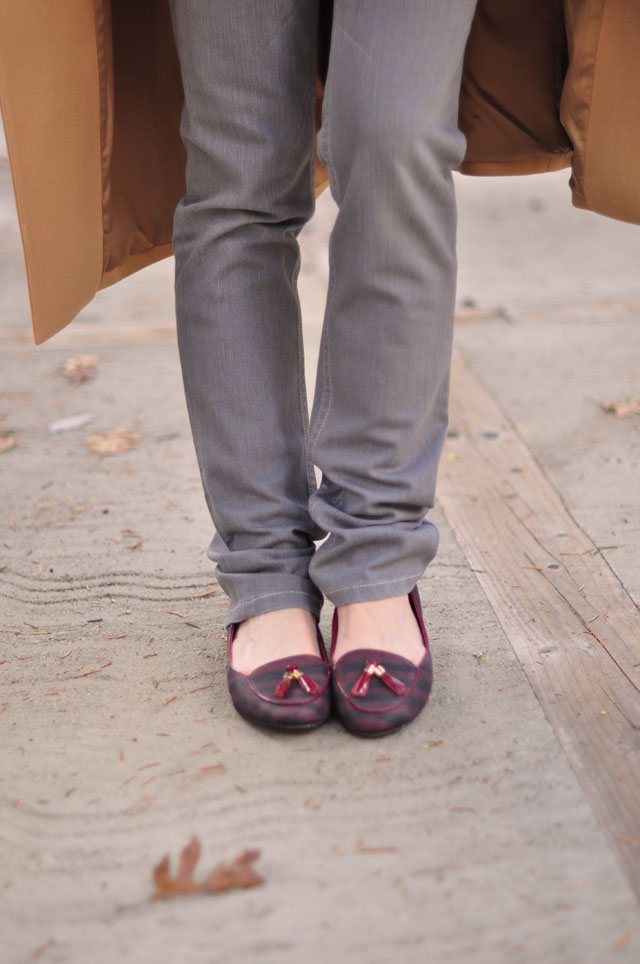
[
  {"left": 224, "top": 587, "right": 324, "bottom": 627},
  {"left": 321, "top": 572, "right": 424, "bottom": 607}
]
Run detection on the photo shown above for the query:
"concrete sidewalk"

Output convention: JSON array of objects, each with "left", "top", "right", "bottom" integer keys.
[{"left": 1, "top": 161, "right": 639, "bottom": 963}]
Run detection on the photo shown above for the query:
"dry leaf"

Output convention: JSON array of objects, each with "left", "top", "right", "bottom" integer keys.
[
  {"left": 61, "top": 355, "right": 99, "bottom": 383},
  {"left": 86, "top": 429, "right": 140, "bottom": 455},
  {"left": 601, "top": 396, "right": 640, "bottom": 418},
  {"left": 0, "top": 432, "right": 16, "bottom": 454},
  {"left": 151, "top": 836, "right": 263, "bottom": 900}
]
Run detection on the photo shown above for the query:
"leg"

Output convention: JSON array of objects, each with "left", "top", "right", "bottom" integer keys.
[
  {"left": 309, "top": 0, "right": 477, "bottom": 655},
  {"left": 169, "top": 0, "right": 324, "bottom": 637}
]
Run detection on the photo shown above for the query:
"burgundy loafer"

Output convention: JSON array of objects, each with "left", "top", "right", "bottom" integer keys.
[
  {"left": 227, "top": 622, "right": 332, "bottom": 731},
  {"left": 330, "top": 586, "right": 433, "bottom": 737}
]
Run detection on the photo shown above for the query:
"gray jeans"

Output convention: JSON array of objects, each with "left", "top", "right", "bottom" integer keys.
[{"left": 168, "top": 0, "right": 477, "bottom": 626}]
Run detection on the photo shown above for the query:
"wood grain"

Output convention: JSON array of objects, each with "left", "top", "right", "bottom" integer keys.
[{"left": 438, "top": 351, "right": 640, "bottom": 895}]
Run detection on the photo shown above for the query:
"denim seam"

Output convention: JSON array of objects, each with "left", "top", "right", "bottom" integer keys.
[
  {"left": 326, "top": 572, "right": 424, "bottom": 597},
  {"left": 236, "top": 588, "right": 321, "bottom": 607}
]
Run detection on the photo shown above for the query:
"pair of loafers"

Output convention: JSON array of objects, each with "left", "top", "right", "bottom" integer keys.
[{"left": 226, "top": 586, "right": 433, "bottom": 737}]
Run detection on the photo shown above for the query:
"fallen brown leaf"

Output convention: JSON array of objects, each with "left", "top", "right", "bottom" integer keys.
[
  {"left": 86, "top": 429, "right": 140, "bottom": 456},
  {"left": 0, "top": 432, "right": 16, "bottom": 454},
  {"left": 61, "top": 355, "right": 99, "bottom": 383},
  {"left": 601, "top": 396, "right": 640, "bottom": 418},
  {"left": 151, "top": 836, "right": 262, "bottom": 900}
]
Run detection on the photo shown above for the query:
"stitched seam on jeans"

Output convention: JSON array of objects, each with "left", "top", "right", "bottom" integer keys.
[
  {"left": 236, "top": 589, "right": 319, "bottom": 607},
  {"left": 326, "top": 573, "right": 424, "bottom": 597}
]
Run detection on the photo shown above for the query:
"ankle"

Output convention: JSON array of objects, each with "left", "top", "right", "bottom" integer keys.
[
  {"left": 229, "top": 607, "right": 321, "bottom": 675},
  {"left": 333, "top": 594, "right": 425, "bottom": 665}
]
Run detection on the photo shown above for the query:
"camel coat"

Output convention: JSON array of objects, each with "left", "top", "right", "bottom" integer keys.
[{"left": 0, "top": 0, "right": 639, "bottom": 345}]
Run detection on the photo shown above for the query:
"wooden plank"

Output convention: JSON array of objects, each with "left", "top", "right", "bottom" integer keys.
[{"left": 437, "top": 351, "right": 640, "bottom": 896}]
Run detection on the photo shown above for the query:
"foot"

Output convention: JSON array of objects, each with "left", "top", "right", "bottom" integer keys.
[
  {"left": 229, "top": 607, "right": 321, "bottom": 675},
  {"left": 333, "top": 594, "right": 426, "bottom": 665}
]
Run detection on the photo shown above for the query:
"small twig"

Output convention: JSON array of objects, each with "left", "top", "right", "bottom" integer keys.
[
  {"left": 357, "top": 840, "right": 398, "bottom": 854},
  {"left": 73, "top": 660, "right": 112, "bottom": 679},
  {"left": 33, "top": 938, "right": 55, "bottom": 958},
  {"left": 619, "top": 834, "right": 640, "bottom": 849},
  {"left": 558, "top": 548, "right": 595, "bottom": 556},
  {"left": 201, "top": 763, "right": 226, "bottom": 774}
]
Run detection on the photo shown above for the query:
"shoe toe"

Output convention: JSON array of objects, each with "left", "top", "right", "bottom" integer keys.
[
  {"left": 333, "top": 649, "right": 433, "bottom": 736},
  {"left": 228, "top": 656, "right": 331, "bottom": 730}
]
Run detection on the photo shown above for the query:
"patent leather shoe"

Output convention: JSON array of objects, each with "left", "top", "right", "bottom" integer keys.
[
  {"left": 227, "top": 621, "right": 332, "bottom": 731},
  {"left": 330, "top": 586, "right": 433, "bottom": 737}
]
